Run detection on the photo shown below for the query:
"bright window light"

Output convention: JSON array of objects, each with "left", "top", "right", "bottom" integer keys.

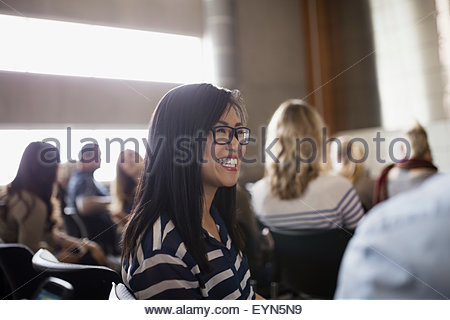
[
  {"left": 0, "top": 14, "right": 204, "bottom": 83},
  {"left": 0, "top": 129, "right": 148, "bottom": 186}
]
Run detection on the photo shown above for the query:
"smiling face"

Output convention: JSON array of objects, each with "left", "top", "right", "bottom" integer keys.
[{"left": 201, "top": 106, "right": 247, "bottom": 194}]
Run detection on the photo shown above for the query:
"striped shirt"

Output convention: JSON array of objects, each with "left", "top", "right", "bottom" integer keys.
[
  {"left": 249, "top": 174, "right": 364, "bottom": 230},
  {"left": 122, "top": 206, "right": 255, "bottom": 300}
]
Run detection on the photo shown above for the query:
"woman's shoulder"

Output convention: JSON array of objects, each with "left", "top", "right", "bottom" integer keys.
[
  {"left": 139, "top": 212, "right": 191, "bottom": 261},
  {"left": 7, "top": 190, "right": 46, "bottom": 212}
]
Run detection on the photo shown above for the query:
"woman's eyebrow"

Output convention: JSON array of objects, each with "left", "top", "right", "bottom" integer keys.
[{"left": 216, "top": 120, "right": 244, "bottom": 126}]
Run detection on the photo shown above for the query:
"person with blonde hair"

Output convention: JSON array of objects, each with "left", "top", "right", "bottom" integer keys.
[
  {"left": 249, "top": 99, "right": 364, "bottom": 231},
  {"left": 373, "top": 122, "right": 438, "bottom": 204},
  {"left": 330, "top": 136, "right": 375, "bottom": 212}
]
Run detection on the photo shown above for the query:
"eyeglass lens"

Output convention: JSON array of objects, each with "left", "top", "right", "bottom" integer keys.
[{"left": 214, "top": 126, "right": 250, "bottom": 145}]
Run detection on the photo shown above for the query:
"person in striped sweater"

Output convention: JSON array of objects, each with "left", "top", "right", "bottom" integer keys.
[
  {"left": 249, "top": 99, "right": 364, "bottom": 231},
  {"left": 121, "top": 83, "right": 262, "bottom": 299}
]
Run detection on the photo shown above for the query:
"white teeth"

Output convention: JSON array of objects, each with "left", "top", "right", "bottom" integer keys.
[{"left": 218, "top": 158, "right": 237, "bottom": 167}]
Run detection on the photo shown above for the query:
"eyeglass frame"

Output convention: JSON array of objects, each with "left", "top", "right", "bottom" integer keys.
[{"left": 210, "top": 125, "right": 251, "bottom": 145}]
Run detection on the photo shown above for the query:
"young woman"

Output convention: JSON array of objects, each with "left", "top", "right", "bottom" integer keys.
[
  {"left": 249, "top": 99, "right": 364, "bottom": 231},
  {"left": 111, "top": 149, "right": 144, "bottom": 225},
  {"left": 121, "top": 83, "right": 260, "bottom": 299},
  {"left": 0, "top": 142, "right": 106, "bottom": 265}
]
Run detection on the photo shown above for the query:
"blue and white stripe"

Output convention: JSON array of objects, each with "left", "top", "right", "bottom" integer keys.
[
  {"left": 250, "top": 175, "right": 364, "bottom": 230},
  {"left": 123, "top": 207, "right": 255, "bottom": 300}
]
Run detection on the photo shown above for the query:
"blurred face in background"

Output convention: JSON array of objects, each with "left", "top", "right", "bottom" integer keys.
[
  {"left": 81, "top": 145, "right": 101, "bottom": 172},
  {"left": 119, "top": 149, "right": 144, "bottom": 181}
]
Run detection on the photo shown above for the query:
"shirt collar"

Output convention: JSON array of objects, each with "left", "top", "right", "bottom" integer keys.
[{"left": 202, "top": 205, "right": 229, "bottom": 248}]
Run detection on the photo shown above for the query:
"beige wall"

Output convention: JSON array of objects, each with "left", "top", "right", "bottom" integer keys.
[
  {"left": 0, "top": 0, "right": 306, "bottom": 130},
  {"left": 0, "top": 70, "right": 175, "bottom": 128},
  {"left": 0, "top": 0, "right": 203, "bottom": 128},
  {"left": 236, "top": 0, "right": 309, "bottom": 181},
  {"left": 0, "top": 0, "right": 203, "bottom": 35}
]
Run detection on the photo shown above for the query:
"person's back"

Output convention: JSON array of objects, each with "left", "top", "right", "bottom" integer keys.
[
  {"left": 250, "top": 174, "right": 363, "bottom": 230},
  {"left": 0, "top": 142, "right": 60, "bottom": 252},
  {"left": 335, "top": 173, "right": 450, "bottom": 299},
  {"left": 374, "top": 122, "right": 438, "bottom": 204},
  {"left": 0, "top": 190, "right": 51, "bottom": 252},
  {"left": 250, "top": 100, "right": 364, "bottom": 231}
]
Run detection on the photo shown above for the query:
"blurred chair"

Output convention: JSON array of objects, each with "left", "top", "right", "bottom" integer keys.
[
  {"left": 31, "top": 276, "right": 74, "bottom": 300},
  {"left": 0, "top": 243, "right": 45, "bottom": 299},
  {"left": 32, "top": 248, "right": 121, "bottom": 299},
  {"left": 109, "top": 282, "right": 136, "bottom": 300},
  {"left": 62, "top": 207, "right": 121, "bottom": 273},
  {"left": 269, "top": 228, "right": 352, "bottom": 299}
]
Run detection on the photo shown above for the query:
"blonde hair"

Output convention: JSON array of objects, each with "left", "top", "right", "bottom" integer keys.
[
  {"left": 265, "top": 99, "right": 325, "bottom": 199},
  {"left": 334, "top": 136, "right": 365, "bottom": 185},
  {"left": 407, "top": 122, "right": 431, "bottom": 159}
]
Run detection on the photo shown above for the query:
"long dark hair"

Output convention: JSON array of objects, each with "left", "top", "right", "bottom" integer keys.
[
  {"left": 6, "top": 142, "right": 60, "bottom": 229},
  {"left": 115, "top": 151, "right": 139, "bottom": 213},
  {"left": 122, "top": 83, "right": 246, "bottom": 273}
]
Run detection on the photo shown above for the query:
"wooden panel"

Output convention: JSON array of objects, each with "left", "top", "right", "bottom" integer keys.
[{"left": 300, "top": 0, "right": 381, "bottom": 134}]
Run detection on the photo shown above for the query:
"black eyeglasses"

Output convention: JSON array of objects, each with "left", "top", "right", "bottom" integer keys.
[{"left": 211, "top": 126, "right": 251, "bottom": 145}]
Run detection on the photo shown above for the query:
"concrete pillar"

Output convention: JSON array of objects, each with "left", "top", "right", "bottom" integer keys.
[{"left": 203, "top": 0, "right": 238, "bottom": 89}]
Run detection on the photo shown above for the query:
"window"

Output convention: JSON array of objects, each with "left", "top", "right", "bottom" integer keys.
[
  {"left": 370, "top": 0, "right": 449, "bottom": 129},
  {"left": 0, "top": 14, "right": 204, "bottom": 83},
  {"left": 0, "top": 129, "right": 148, "bottom": 185}
]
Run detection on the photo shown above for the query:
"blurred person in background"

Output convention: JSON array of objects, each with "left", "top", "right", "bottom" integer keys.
[
  {"left": 111, "top": 149, "right": 144, "bottom": 229},
  {"left": 65, "top": 143, "right": 119, "bottom": 255},
  {"left": 249, "top": 99, "right": 364, "bottom": 231},
  {"left": 0, "top": 142, "right": 106, "bottom": 265},
  {"left": 330, "top": 136, "right": 375, "bottom": 212},
  {"left": 373, "top": 122, "right": 438, "bottom": 205},
  {"left": 336, "top": 173, "right": 450, "bottom": 299}
]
